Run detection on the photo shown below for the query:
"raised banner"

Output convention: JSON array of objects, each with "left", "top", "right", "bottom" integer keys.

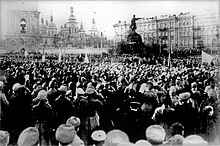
[{"left": 202, "top": 51, "right": 214, "bottom": 64}]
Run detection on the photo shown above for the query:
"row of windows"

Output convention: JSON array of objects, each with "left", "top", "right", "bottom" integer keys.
[{"left": 143, "top": 30, "right": 216, "bottom": 38}]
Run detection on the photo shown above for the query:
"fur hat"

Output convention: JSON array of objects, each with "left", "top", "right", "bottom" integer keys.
[
  {"left": 145, "top": 125, "right": 166, "bottom": 145},
  {"left": 85, "top": 87, "right": 96, "bottom": 95},
  {"left": 66, "top": 116, "right": 81, "bottom": 127},
  {"left": 12, "top": 83, "right": 21, "bottom": 92},
  {"left": 91, "top": 130, "right": 106, "bottom": 142},
  {"left": 56, "top": 124, "right": 76, "bottom": 144},
  {"left": 0, "top": 130, "right": 10, "bottom": 146},
  {"left": 37, "top": 90, "right": 47, "bottom": 100},
  {"left": 58, "top": 85, "right": 68, "bottom": 92},
  {"left": 76, "top": 88, "right": 84, "bottom": 95},
  {"left": 17, "top": 127, "right": 39, "bottom": 146},
  {"left": 163, "top": 134, "right": 184, "bottom": 146},
  {"left": 135, "top": 139, "right": 152, "bottom": 146},
  {"left": 179, "top": 92, "right": 191, "bottom": 101},
  {"left": 183, "top": 135, "right": 208, "bottom": 145},
  {"left": 104, "top": 129, "right": 129, "bottom": 146}
]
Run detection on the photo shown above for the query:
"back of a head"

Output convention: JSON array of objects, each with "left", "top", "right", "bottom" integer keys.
[
  {"left": 145, "top": 125, "right": 166, "bottom": 145},
  {"left": 135, "top": 139, "right": 152, "bottom": 146},
  {"left": 183, "top": 135, "right": 208, "bottom": 146},
  {"left": 56, "top": 124, "right": 76, "bottom": 145},
  {"left": 0, "top": 130, "right": 10, "bottom": 146},
  {"left": 104, "top": 129, "right": 129, "bottom": 146},
  {"left": 17, "top": 127, "right": 39, "bottom": 146},
  {"left": 118, "top": 142, "right": 135, "bottom": 146},
  {"left": 170, "top": 123, "right": 184, "bottom": 136},
  {"left": 163, "top": 134, "right": 184, "bottom": 146}
]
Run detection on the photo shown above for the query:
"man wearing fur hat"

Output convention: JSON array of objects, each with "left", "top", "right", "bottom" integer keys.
[
  {"left": 32, "top": 90, "right": 54, "bottom": 145},
  {"left": 78, "top": 84, "right": 104, "bottom": 145}
]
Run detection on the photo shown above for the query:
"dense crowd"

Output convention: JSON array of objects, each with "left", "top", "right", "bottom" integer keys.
[{"left": 0, "top": 54, "right": 220, "bottom": 146}]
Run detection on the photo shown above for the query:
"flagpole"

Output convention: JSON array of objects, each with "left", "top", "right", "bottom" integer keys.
[{"left": 168, "top": 43, "right": 172, "bottom": 68}]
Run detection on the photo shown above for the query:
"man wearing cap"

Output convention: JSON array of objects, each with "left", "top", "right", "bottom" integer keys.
[
  {"left": 54, "top": 84, "right": 75, "bottom": 129},
  {"left": 145, "top": 125, "right": 166, "bottom": 146},
  {"left": 32, "top": 90, "right": 54, "bottom": 145},
  {"left": 78, "top": 85, "right": 104, "bottom": 145},
  {"left": 17, "top": 127, "right": 39, "bottom": 146},
  {"left": 55, "top": 124, "right": 78, "bottom": 146},
  {"left": 174, "top": 92, "right": 199, "bottom": 136}
]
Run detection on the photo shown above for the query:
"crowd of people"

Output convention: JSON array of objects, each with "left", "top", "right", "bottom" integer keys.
[{"left": 0, "top": 54, "right": 220, "bottom": 146}]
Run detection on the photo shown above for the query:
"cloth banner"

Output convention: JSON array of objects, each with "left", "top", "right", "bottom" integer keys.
[
  {"left": 42, "top": 54, "right": 45, "bottom": 62},
  {"left": 84, "top": 54, "right": 89, "bottom": 63},
  {"left": 202, "top": 51, "right": 214, "bottom": 64},
  {"left": 24, "top": 50, "right": 28, "bottom": 58},
  {"left": 58, "top": 48, "right": 62, "bottom": 62}
]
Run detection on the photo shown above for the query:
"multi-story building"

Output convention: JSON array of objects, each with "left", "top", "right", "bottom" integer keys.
[
  {"left": 113, "top": 11, "right": 220, "bottom": 54},
  {"left": 1, "top": 1, "right": 41, "bottom": 52},
  {"left": 0, "top": 1, "right": 112, "bottom": 52}
]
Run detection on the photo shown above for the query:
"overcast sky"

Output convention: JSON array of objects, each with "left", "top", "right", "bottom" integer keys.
[{"left": 1, "top": 0, "right": 219, "bottom": 39}]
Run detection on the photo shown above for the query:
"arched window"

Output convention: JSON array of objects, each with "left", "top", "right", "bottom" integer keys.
[{"left": 20, "top": 18, "right": 26, "bottom": 34}]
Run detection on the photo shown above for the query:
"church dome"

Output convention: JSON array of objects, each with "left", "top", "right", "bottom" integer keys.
[
  {"left": 68, "top": 6, "right": 77, "bottom": 22},
  {"left": 90, "top": 18, "right": 98, "bottom": 31},
  {"left": 48, "top": 14, "right": 56, "bottom": 28},
  {"left": 78, "top": 22, "right": 86, "bottom": 32},
  {"left": 40, "top": 17, "right": 47, "bottom": 29},
  {"left": 48, "top": 22, "right": 56, "bottom": 28}
]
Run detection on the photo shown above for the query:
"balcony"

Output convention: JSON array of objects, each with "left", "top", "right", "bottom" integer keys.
[
  {"left": 193, "top": 27, "right": 201, "bottom": 31},
  {"left": 158, "top": 28, "right": 168, "bottom": 31},
  {"left": 193, "top": 36, "right": 202, "bottom": 39},
  {"left": 159, "top": 36, "right": 168, "bottom": 40}
]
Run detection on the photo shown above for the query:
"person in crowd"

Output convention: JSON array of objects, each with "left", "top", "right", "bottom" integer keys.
[
  {"left": 0, "top": 130, "right": 10, "bottom": 146},
  {"left": 0, "top": 81, "right": 9, "bottom": 130},
  {"left": 174, "top": 92, "right": 199, "bottom": 136},
  {"left": 17, "top": 127, "right": 39, "bottom": 146},
  {"left": 66, "top": 116, "right": 85, "bottom": 146},
  {"left": 55, "top": 124, "right": 78, "bottom": 146},
  {"left": 91, "top": 130, "right": 106, "bottom": 146},
  {"left": 183, "top": 135, "right": 208, "bottom": 146},
  {"left": 54, "top": 84, "right": 75, "bottom": 129},
  {"left": 152, "top": 94, "right": 175, "bottom": 140},
  {"left": 78, "top": 84, "right": 104, "bottom": 145},
  {"left": 8, "top": 84, "right": 33, "bottom": 145},
  {"left": 104, "top": 129, "right": 130, "bottom": 146},
  {"left": 32, "top": 90, "right": 54, "bottom": 145},
  {"left": 0, "top": 54, "right": 220, "bottom": 145},
  {"left": 145, "top": 125, "right": 166, "bottom": 146}
]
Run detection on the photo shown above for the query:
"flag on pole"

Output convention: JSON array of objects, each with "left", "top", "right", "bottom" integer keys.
[
  {"left": 202, "top": 51, "right": 214, "bottom": 64},
  {"left": 42, "top": 54, "right": 45, "bottom": 62},
  {"left": 84, "top": 54, "right": 89, "bottom": 63},
  {"left": 168, "top": 45, "right": 172, "bottom": 68},
  {"left": 58, "top": 47, "right": 62, "bottom": 62},
  {"left": 24, "top": 50, "right": 28, "bottom": 58}
]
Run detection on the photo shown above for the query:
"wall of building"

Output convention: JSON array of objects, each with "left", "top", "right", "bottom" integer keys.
[{"left": 114, "top": 12, "right": 220, "bottom": 54}]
